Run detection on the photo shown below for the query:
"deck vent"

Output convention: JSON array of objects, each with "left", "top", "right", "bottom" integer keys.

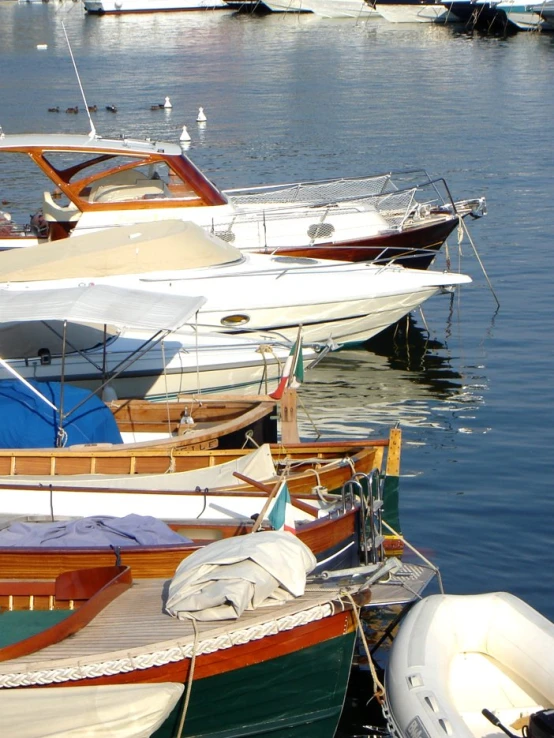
[
  {"left": 307, "top": 222, "right": 334, "bottom": 239},
  {"left": 214, "top": 230, "right": 236, "bottom": 243}
]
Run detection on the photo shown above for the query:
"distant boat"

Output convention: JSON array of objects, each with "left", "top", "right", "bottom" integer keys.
[
  {"left": 439, "top": 0, "right": 516, "bottom": 31},
  {"left": 302, "top": 0, "right": 379, "bottom": 17},
  {"left": 496, "top": 0, "right": 554, "bottom": 28},
  {"left": 384, "top": 592, "right": 554, "bottom": 738},
  {"left": 374, "top": 0, "right": 458, "bottom": 22},
  {"left": 83, "top": 0, "right": 228, "bottom": 13}
]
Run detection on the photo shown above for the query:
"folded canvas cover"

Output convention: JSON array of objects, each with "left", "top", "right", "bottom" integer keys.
[
  {"left": 166, "top": 530, "right": 316, "bottom": 621},
  {"left": 0, "top": 220, "right": 242, "bottom": 282}
]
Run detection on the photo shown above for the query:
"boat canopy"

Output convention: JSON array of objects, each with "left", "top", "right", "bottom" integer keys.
[
  {"left": 0, "top": 220, "right": 243, "bottom": 283},
  {"left": 0, "top": 284, "right": 206, "bottom": 333}
]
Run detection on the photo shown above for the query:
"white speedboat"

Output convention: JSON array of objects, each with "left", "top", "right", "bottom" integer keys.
[
  {"left": 385, "top": 592, "right": 554, "bottom": 738},
  {"left": 0, "top": 132, "right": 485, "bottom": 270},
  {"left": 0, "top": 220, "right": 471, "bottom": 346}
]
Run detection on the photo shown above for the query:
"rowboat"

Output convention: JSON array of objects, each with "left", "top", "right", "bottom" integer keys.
[
  {"left": 0, "top": 132, "right": 485, "bottom": 270},
  {"left": 0, "top": 532, "right": 436, "bottom": 738},
  {"left": 384, "top": 592, "right": 554, "bottom": 738}
]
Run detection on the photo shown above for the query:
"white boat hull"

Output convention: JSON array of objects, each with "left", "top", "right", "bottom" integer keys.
[
  {"left": 84, "top": 0, "right": 227, "bottom": 12},
  {"left": 375, "top": 2, "right": 455, "bottom": 21},
  {"left": 385, "top": 592, "right": 554, "bottom": 738}
]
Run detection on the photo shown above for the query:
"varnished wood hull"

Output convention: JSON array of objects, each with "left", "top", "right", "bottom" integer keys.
[
  {"left": 258, "top": 216, "right": 458, "bottom": 270},
  {"left": 0, "top": 505, "right": 360, "bottom": 579},
  {"left": 0, "top": 439, "right": 385, "bottom": 477}
]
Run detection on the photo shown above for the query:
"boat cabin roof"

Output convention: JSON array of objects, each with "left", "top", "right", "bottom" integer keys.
[
  {"left": 0, "top": 133, "right": 184, "bottom": 156},
  {"left": 0, "top": 133, "right": 228, "bottom": 209}
]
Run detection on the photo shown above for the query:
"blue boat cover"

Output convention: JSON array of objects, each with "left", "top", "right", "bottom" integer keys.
[
  {"left": 0, "top": 379, "right": 122, "bottom": 448},
  {"left": 0, "top": 514, "right": 191, "bottom": 547}
]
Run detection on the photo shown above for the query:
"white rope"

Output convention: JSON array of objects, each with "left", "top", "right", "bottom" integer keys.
[{"left": 0, "top": 603, "right": 334, "bottom": 689}]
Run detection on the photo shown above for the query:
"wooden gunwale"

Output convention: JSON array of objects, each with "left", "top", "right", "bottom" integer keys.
[
  {"left": 0, "top": 444, "right": 380, "bottom": 493},
  {"left": 0, "top": 507, "right": 358, "bottom": 580},
  {"left": 0, "top": 565, "right": 132, "bottom": 663},
  {"left": 0, "top": 439, "right": 386, "bottom": 478},
  {"left": 0, "top": 577, "right": 356, "bottom": 688}
]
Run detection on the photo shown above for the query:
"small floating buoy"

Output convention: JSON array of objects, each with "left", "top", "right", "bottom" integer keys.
[
  {"left": 164, "top": 96, "right": 172, "bottom": 109},
  {"left": 37, "top": 44, "right": 48, "bottom": 50},
  {"left": 179, "top": 125, "right": 191, "bottom": 142},
  {"left": 196, "top": 106, "right": 207, "bottom": 123}
]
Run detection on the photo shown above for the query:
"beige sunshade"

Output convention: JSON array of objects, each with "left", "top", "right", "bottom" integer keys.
[{"left": 0, "top": 220, "right": 243, "bottom": 283}]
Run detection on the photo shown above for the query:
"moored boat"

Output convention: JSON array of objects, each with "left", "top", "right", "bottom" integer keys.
[
  {"left": 0, "top": 219, "right": 473, "bottom": 347},
  {"left": 0, "top": 132, "right": 485, "bottom": 270},
  {"left": 384, "top": 592, "right": 554, "bottom": 738},
  {"left": 0, "top": 533, "right": 437, "bottom": 738}
]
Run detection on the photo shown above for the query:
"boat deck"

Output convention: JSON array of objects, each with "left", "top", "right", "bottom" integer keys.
[{"left": 0, "top": 560, "right": 434, "bottom": 687}]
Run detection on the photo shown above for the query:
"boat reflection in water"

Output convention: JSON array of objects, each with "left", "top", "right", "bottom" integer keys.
[{"left": 299, "top": 315, "right": 471, "bottom": 439}]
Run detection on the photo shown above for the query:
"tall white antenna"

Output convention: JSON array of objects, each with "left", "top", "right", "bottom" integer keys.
[{"left": 61, "top": 21, "right": 96, "bottom": 138}]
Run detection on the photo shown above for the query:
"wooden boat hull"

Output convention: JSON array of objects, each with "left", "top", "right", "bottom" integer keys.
[
  {"left": 385, "top": 592, "right": 554, "bottom": 738},
  {"left": 1, "top": 589, "right": 356, "bottom": 738},
  {"left": 0, "top": 440, "right": 386, "bottom": 486},
  {"left": 258, "top": 215, "right": 458, "bottom": 270},
  {"left": 0, "top": 506, "right": 361, "bottom": 578}
]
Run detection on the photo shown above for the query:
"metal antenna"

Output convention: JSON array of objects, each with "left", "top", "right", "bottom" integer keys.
[{"left": 61, "top": 21, "right": 96, "bottom": 138}]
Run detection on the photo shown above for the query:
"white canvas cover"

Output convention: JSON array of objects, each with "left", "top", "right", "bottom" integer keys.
[
  {"left": 0, "top": 682, "right": 184, "bottom": 737},
  {"left": 166, "top": 530, "right": 316, "bottom": 621},
  {"left": 1, "top": 443, "right": 276, "bottom": 491},
  {"left": 0, "top": 284, "right": 206, "bottom": 333},
  {"left": 0, "top": 220, "right": 242, "bottom": 282}
]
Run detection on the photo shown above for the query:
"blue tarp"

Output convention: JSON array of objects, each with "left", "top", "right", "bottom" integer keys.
[{"left": 0, "top": 380, "right": 122, "bottom": 448}]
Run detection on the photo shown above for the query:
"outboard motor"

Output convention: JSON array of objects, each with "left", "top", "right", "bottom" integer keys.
[
  {"left": 482, "top": 709, "right": 554, "bottom": 738},
  {"left": 528, "top": 710, "right": 554, "bottom": 738}
]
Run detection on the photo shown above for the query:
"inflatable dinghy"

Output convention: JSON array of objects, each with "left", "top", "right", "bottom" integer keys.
[{"left": 385, "top": 592, "right": 554, "bottom": 738}]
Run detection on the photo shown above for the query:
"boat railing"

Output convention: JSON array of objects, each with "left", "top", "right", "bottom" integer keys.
[
  {"left": 342, "top": 469, "right": 384, "bottom": 566},
  {"left": 213, "top": 176, "right": 463, "bottom": 250},
  {"left": 224, "top": 168, "right": 435, "bottom": 205}
]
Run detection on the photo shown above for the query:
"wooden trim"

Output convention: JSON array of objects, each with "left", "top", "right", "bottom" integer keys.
[{"left": 0, "top": 566, "right": 132, "bottom": 662}]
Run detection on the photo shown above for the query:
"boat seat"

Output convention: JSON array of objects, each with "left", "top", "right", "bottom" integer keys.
[
  {"left": 90, "top": 181, "right": 167, "bottom": 203},
  {"left": 88, "top": 170, "right": 168, "bottom": 203},
  {"left": 42, "top": 191, "right": 81, "bottom": 223}
]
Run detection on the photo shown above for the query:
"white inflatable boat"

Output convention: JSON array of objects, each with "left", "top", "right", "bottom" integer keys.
[{"left": 384, "top": 592, "right": 554, "bottom": 738}]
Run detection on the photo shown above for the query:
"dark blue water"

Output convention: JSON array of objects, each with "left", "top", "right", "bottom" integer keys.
[{"left": 1, "top": 0, "right": 553, "bottom": 627}]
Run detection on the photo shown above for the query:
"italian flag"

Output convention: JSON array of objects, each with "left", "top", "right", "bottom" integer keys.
[
  {"left": 268, "top": 482, "right": 297, "bottom": 534},
  {"left": 270, "top": 338, "right": 304, "bottom": 400}
]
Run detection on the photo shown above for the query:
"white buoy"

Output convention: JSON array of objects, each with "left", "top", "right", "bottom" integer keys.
[
  {"left": 164, "top": 96, "right": 172, "bottom": 109},
  {"left": 180, "top": 125, "right": 191, "bottom": 142},
  {"left": 197, "top": 106, "right": 207, "bottom": 123},
  {"left": 37, "top": 44, "right": 48, "bottom": 50}
]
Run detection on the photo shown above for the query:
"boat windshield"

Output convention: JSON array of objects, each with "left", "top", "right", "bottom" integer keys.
[{"left": 41, "top": 152, "right": 203, "bottom": 205}]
